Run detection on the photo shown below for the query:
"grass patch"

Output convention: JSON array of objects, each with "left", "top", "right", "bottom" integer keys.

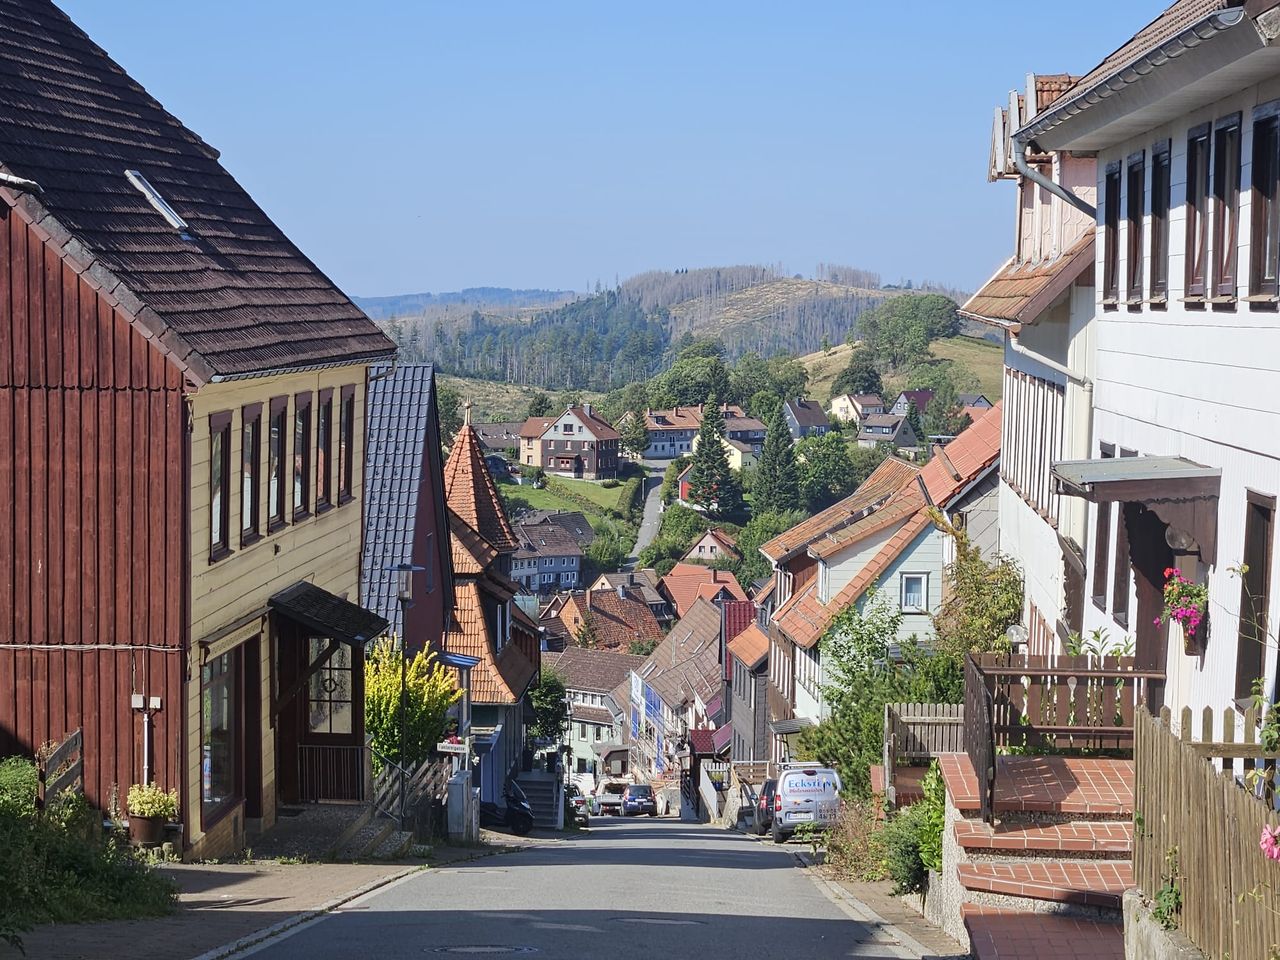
[
  {"left": 798, "top": 342, "right": 858, "bottom": 403},
  {"left": 928, "top": 335, "right": 1004, "bottom": 401},
  {"left": 498, "top": 479, "right": 594, "bottom": 520},
  {"left": 438, "top": 375, "right": 605, "bottom": 423},
  {"left": 549, "top": 477, "right": 625, "bottom": 511}
]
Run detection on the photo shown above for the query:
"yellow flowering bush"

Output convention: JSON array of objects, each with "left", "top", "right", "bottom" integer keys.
[{"left": 364, "top": 636, "right": 461, "bottom": 767}]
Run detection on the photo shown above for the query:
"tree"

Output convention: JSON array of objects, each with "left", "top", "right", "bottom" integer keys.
[
  {"left": 922, "top": 377, "right": 972, "bottom": 442},
  {"left": 831, "top": 347, "right": 883, "bottom": 398},
  {"left": 859, "top": 294, "right": 959, "bottom": 371},
  {"left": 748, "top": 389, "right": 783, "bottom": 422},
  {"left": 628, "top": 637, "right": 660, "bottom": 657},
  {"left": 728, "top": 351, "right": 771, "bottom": 407},
  {"left": 620, "top": 409, "right": 650, "bottom": 459},
  {"left": 574, "top": 612, "right": 601, "bottom": 648},
  {"left": 528, "top": 670, "right": 569, "bottom": 743},
  {"left": 686, "top": 393, "right": 742, "bottom": 517},
  {"left": 436, "top": 383, "right": 463, "bottom": 448},
  {"left": 904, "top": 401, "right": 925, "bottom": 447},
  {"left": 796, "top": 431, "right": 857, "bottom": 512},
  {"left": 931, "top": 512, "right": 1024, "bottom": 658},
  {"left": 729, "top": 509, "right": 806, "bottom": 586},
  {"left": 364, "top": 637, "right": 461, "bottom": 767},
  {"left": 527, "top": 392, "right": 552, "bottom": 418},
  {"left": 752, "top": 407, "right": 802, "bottom": 515},
  {"left": 766, "top": 354, "right": 809, "bottom": 400}
]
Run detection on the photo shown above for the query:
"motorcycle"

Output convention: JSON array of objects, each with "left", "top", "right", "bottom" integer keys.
[{"left": 479, "top": 779, "right": 535, "bottom": 836}]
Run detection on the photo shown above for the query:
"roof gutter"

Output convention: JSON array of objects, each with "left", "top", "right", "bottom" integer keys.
[
  {"left": 208, "top": 351, "right": 397, "bottom": 383},
  {"left": 1015, "top": 7, "right": 1249, "bottom": 149}
]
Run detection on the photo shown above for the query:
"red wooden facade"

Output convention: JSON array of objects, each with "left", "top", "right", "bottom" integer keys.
[{"left": 0, "top": 201, "right": 187, "bottom": 807}]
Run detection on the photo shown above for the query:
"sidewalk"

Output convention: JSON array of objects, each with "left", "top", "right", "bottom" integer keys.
[{"left": 0, "top": 845, "right": 503, "bottom": 960}]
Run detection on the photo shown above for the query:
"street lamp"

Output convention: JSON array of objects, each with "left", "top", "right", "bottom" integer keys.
[{"left": 389, "top": 562, "right": 425, "bottom": 823}]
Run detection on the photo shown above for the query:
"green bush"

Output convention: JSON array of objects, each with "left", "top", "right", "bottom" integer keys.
[
  {"left": 824, "top": 797, "right": 886, "bottom": 882},
  {"left": 881, "top": 802, "right": 930, "bottom": 894},
  {"left": 917, "top": 762, "right": 946, "bottom": 874},
  {"left": 600, "top": 478, "right": 620, "bottom": 489},
  {"left": 0, "top": 757, "right": 37, "bottom": 818}
]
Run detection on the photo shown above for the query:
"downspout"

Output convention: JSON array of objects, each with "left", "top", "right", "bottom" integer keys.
[{"left": 1011, "top": 137, "right": 1095, "bottom": 218}]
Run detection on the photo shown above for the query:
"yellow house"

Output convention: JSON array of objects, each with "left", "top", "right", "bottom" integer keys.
[{"left": 690, "top": 432, "right": 759, "bottom": 472}]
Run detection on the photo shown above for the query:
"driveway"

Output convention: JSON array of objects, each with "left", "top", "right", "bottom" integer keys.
[
  {"left": 630, "top": 474, "right": 663, "bottom": 560},
  {"left": 244, "top": 818, "right": 931, "bottom": 959}
]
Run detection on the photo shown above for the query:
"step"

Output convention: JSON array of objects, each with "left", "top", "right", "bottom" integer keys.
[
  {"left": 955, "top": 819, "right": 1132, "bottom": 856},
  {"left": 958, "top": 860, "right": 1131, "bottom": 910},
  {"left": 939, "top": 754, "right": 1132, "bottom": 816},
  {"left": 963, "top": 906, "right": 1123, "bottom": 960},
  {"left": 869, "top": 764, "right": 925, "bottom": 805}
]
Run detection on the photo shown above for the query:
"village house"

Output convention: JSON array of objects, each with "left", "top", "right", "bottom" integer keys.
[
  {"left": 681, "top": 528, "right": 741, "bottom": 565},
  {"left": 0, "top": 0, "right": 405, "bottom": 860},
  {"left": 782, "top": 398, "right": 831, "bottom": 440},
  {"left": 761, "top": 407, "right": 1001, "bottom": 760},
  {"left": 553, "top": 587, "right": 666, "bottom": 652},
  {"left": 828, "top": 392, "right": 885, "bottom": 425},
  {"left": 659, "top": 562, "right": 749, "bottom": 619},
  {"left": 622, "top": 403, "right": 759, "bottom": 460},
  {"left": 518, "top": 415, "right": 554, "bottom": 468},
  {"left": 856, "top": 413, "right": 919, "bottom": 449},
  {"left": 588, "top": 569, "right": 674, "bottom": 624},
  {"left": 542, "top": 646, "right": 645, "bottom": 778},
  {"left": 722, "top": 409, "right": 768, "bottom": 451},
  {"left": 510, "top": 521, "right": 583, "bottom": 595},
  {"left": 528, "top": 404, "right": 620, "bottom": 480},
  {"left": 959, "top": 73, "right": 1097, "bottom": 655},
  {"left": 890, "top": 388, "right": 935, "bottom": 417},
  {"left": 473, "top": 420, "right": 524, "bottom": 457},
  {"left": 516, "top": 510, "right": 595, "bottom": 549},
  {"left": 727, "top": 622, "right": 770, "bottom": 762},
  {"left": 690, "top": 430, "right": 760, "bottom": 472}
]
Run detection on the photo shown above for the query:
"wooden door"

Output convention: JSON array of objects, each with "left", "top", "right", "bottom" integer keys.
[{"left": 1125, "top": 503, "right": 1173, "bottom": 711}]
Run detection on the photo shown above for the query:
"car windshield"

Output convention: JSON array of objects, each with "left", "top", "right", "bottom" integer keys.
[
  {"left": 628, "top": 786, "right": 653, "bottom": 797},
  {"left": 603, "top": 784, "right": 625, "bottom": 795}
]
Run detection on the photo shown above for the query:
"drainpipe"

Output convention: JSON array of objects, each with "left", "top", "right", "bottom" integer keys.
[
  {"left": 1008, "top": 332, "right": 1091, "bottom": 389},
  {"left": 1011, "top": 138, "right": 1095, "bottom": 218}
]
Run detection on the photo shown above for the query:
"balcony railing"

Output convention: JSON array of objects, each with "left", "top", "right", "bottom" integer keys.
[{"left": 963, "top": 652, "right": 1163, "bottom": 822}]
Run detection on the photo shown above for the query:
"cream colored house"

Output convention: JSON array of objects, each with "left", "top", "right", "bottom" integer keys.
[{"left": 690, "top": 431, "right": 759, "bottom": 471}]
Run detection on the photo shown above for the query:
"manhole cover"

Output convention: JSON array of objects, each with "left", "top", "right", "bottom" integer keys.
[
  {"left": 430, "top": 949, "right": 538, "bottom": 955},
  {"left": 613, "top": 918, "right": 703, "bottom": 926}
]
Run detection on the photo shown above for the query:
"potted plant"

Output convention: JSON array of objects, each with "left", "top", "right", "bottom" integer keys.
[
  {"left": 127, "top": 782, "right": 178, "bottom": 845},
  {"left": 1157, "top": 567, "right": 1209, "bottom": 654}
]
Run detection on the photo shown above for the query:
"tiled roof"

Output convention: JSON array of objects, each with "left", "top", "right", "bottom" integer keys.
[
  {"left": 362, "top": 364, "right": 452, "bottom": 635},
  {"left": 643, "top": 403, "right": 750, "bottom": 432},
  {"left": 269, "top": 582, "right": 389, "bottom": 648},
  {"left": 640, "top": 598, "right": 722, "bottom": 709},
  {"left": 784, "top": 398, "right": 829, "bottom": 427},
  {"left": 688, "top": 729, "right": 718, "bottom": 755},
  {"left": 572, "top": 704, "right": 615, "bottom": 725},
  {"left": 519, "top": 416, "right": 555, "bottom": 440},
  {"left": 857, "top": 414, "right": 910, "bottom": 443},
  {"left": 660, "top": 563, "right": 748, "bottom": 618},
  {"left": 808, "top": 481, "right": 927, "bottom": 561},
  {"left": 752, "top": 574, "right": 776, "bottom": 604},
  {"left": 543, "top": 646, "right": 646, "bottom": 694},
  {"left": 444, "top": 425, "right": 518, "bottom": 552},
  {"left": 724, "top": 413, "right": 766, "bottom": 433},
  {"left": 896, "top": 389, "right": 935, "bottom": 415},
  {"left": 1034, "top": 74, "right": 1082, "bottom": 112},
  {"left": 919, "top": 403, "right": 1003, "bottom": 507},
  {"left": 957, "top": 394, "right": 991, "bottom": 408},
  {"left": 473, "top": 421, "right": 525, "bottom": 450},
  {"left": 854, "top": 393, "right": 885, "bottom": 407},
  {"left": 727, "top": 622, "right": 769, "bottom": 670},
  {"left": 0, "top": 0, "right": 395, "bottom": 381},
  {"left": 570, "top": 406, "right": 621, "bottom": 441},
  {"left": 760, "top": 457, "right": 920, "bottom": 562},
  {"left": 960, "top": 234, "right": 1095, "bottom": 329},
  {"left": 446, "top": 581, "right": 536, "bottom": 705},
  {"left": 516, "top": 511, "right": 596, "bottom": 546},
  {"left": 722, "top": 599, "right": 756, "bottom": 645},
  {"left": 594, "top": 570, "right": 666, "bottom": 609},
  {"left": 561, "top": 590, "right": 666, "bottom": 650},
  {"left": 449, "top": 510, "right": 498, "bottom": 576}
]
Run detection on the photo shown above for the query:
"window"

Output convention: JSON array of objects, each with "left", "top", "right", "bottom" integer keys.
[
  {"left": 1185, "top": 125, "right": 1211, "bottom": 298},
  {"left": 241, "top": 404, "right": 261, "bottom": 545},
  {"left": 1213, "top": 116, "right": 1242, "bottom": 300},
  {"left": 316, "top": 389, "right": 333, "bottom": 511},
  {"left": 900, "top": 574, "right": 927, "bottom": 613},
  {"left": 1126, "top": 152, "right": 1145, "bottom": 303},
  {"left": 209, "top": 412, "right": 232, "bottom": 560},
  {"left": 578, "top": 723, "right": 587, "bottom": 740},
  {"left": 201, "top": 648, "right": 240, "bottom": 822},
  {"left": 1150, "top": 141, "right": 1171, "bottom": 302},
  {"left": 1091, "top": 444, "right": 1115, "bottom": 610},
  {"left": 1251, "top": 110, "right": 1280, "bottom": 300},
  {"left": 267, "top": 398, "right": 287, "bottom": 529},
  {"left": 1102, "top": 164, "right": 1121, "bottom": 304},
  {"left": 293, "top": 393, "right": 312, "bottom": 519},
  {"left": 1111, "top": 448, "right": 1137, "bottom": 629},
  {"left": 339, "top": 385, "right": 356, "bottom": 502},
  {"left": 308, "top": 639, "right": 353, "bottom": 734},
  {"left": 1236, "top": 492, "right": 1275, "bottom": 701}
]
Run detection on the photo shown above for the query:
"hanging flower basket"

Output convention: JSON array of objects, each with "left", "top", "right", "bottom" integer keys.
[{"left": 1156, "top": 567, "right": 1208, "bottom": 652}]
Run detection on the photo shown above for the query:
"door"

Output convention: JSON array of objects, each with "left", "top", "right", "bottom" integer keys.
[
  {"left": 1125, "top": 503, "right": 1173, "bottom": 711},
  {"left": 1236, "top": 492, "right": 1275, "bottom": 702}
]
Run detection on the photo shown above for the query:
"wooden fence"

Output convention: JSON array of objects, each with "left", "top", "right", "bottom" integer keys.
[
  {"left": 884, "top": 702, "right": 962, "bottom": 808},
  {"left": 1134, "top": 707, "right": 1280, "bottom": 960},
  {"left": 36, "top": 728, "right": 82, "bottom": 811}
]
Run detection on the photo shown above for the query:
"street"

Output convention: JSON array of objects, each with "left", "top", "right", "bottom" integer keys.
[
  {"left": 242, "top": 818, "right": 923, "bottom": 959},
  {"left": 629, "top": 471, "right": 665, "bottom": 561}
]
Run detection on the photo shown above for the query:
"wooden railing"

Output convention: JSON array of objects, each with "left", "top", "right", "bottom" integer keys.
[
  {"left": 1135, "top": 707, "right": 1280, "bottom": 960},
  {"left": 884, "top": 702, "right": 962, "bottom": 808},
  {"left": 963, "top": 653, "right": 1162, "bottom": 822}
]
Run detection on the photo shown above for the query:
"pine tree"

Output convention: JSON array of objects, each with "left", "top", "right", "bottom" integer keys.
[
  {"left": 905, "top": 401, "right": 925, "bottom": 447},
  {"left": 687, "top": 393, "right": 742, "bottom": 518},
  {"left": 753, "top": 406, "right": 801, "bottom": 514},
  {"left": 620, "top": 408, "right": 650, "bottom": 458}
]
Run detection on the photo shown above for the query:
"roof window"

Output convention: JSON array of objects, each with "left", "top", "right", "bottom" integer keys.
[{"left": 125, "top": 169, "right": 193, "bottom": 239}]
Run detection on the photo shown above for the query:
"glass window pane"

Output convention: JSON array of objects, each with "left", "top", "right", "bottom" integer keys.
[
  {"left": 201, "top": 650, "right": 237, "bottom": 818},
  {"left": 210, "top": 428, "right": 224, "bottom": 549},
  {"left": 268, "top": 412, "right": 283, "bottom": 522},
  {"left": 242, "top": 418, "right": 258, "bottom": 534}
]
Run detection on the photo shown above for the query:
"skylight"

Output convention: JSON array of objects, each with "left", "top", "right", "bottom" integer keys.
[{"left": 125, "top": 169, "right": 192, "bottom": 238}]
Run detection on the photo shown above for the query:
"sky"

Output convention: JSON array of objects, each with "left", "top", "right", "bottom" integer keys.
[{"left": 60, "top": 1, "right": 1132, "bottom": 298}]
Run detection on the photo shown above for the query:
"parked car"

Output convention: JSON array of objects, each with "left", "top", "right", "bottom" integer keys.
[
  {"left": 621, "top": 783, "right": 657, "bottom": 817},
  {"left": 567, "top": 784, "right": 590, "bottom": 826},
  {"left": 754, "top": 778, "right": 777, "bottom": 835},
  {"left": 772, "top": 765, "right": 841, "bottom": 843},
  {"left": 594, "top": 780, "right": 628, "bottom": 816}
]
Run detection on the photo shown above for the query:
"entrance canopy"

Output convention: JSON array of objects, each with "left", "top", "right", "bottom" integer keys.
[
  {"left": 1051, "top": 456, "right": 1221, "bottom": 564},
  {"left": 268, "top": 581, "right": 390, "bottom": 647}
]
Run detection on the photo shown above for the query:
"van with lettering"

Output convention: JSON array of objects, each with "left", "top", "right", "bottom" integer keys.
[{"left": 771, "top": 764, "right": 842, "bottom": 843}]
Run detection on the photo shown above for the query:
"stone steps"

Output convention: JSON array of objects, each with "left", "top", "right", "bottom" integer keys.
[
  {"left": 954, "top": 819, "right": 1132, "bottom": 858},
  {"left": 958, "top": 860, "right": 1131, "bottom": 910}
]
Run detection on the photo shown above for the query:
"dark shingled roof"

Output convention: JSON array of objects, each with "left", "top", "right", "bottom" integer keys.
[
  {"left": 361, "top": 364, "right": 452, "bottom": 634},
  {"left": 0, "top": 0, "right": 395, "bottom": 381},
  {"left": 543, "top": 646, "right": 646, "bottom": 695},
  {"left": 269, "top": 582, "right": 389, "bottom": 648},
  {"left": 784, "top": 398, "right": 830, "bottom": 428}
]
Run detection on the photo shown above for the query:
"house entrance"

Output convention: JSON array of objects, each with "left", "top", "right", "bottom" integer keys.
[{"left": 1124, "top": 502, "right": 1173, "bottom": 711}]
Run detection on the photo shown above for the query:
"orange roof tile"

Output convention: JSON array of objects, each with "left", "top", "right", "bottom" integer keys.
[
  {"left": 446, "top": 581, "right": 536, "bottom": 704},
  {"left": 808, "top": 481, "right": 927, "bottom": 561},
  {"left": 727, "top": 622, "right": 769, "bottom": 670},
  {"left": 449, "top": 509, "right": 498, "bottom": 575},
  {"left": 760, "top": 457, "right": 920, "bottom": 562},
  {"left": 660, "top": 563, "right": 748, "bottom": 618},
  {"left": 919, "top": 403, "right": 1002, "bottom": 506},
  {"left": 444, "top": 425, "right": 518, "bottom": 552},
  {"left": 519, "top": 416, "right": 555, "bottom": 440},
  {"left": 558, "top": 590, "right": 665, "bottom": 650},
  {"left": 960, "top": 234, "right": 1094, "bottom": 329}
]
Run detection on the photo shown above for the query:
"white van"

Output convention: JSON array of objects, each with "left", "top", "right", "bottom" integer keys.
[{"left": 772, "top": 764, "right": 842, "bottom": 843}]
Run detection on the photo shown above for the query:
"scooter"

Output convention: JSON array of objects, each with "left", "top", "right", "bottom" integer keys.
[{"left": 479, "top": 779, "right": 535, "bottom": 836}]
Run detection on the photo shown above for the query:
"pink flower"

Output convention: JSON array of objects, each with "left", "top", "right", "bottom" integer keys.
[{"left": 1261, "top": 825, "right": 1280, "bottom": 861}]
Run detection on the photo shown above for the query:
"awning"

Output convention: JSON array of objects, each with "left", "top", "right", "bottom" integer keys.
[
  {"left": 439, "top": 651, "right": 481, "bottom": 671},
  {"left": 769, "top": 717, "right": 816, "bottom": 736},
  {"left": 268, "top": 581, "right": 389, "bottom": 646},
  {"left": 712, "top": 724, "right": 733, "bottom": 753},
  {"left": 1052, "top": 456, "right": 1221, "bottom": 564}
]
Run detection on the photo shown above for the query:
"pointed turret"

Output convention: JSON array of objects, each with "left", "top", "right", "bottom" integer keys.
[{"left": 443, "top": 413, "right": 518, "bottom": 554}]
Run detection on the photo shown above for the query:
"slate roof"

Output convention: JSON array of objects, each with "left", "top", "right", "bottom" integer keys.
[
  {"left": 361, "top": 363, "right": 452, "bottom": 635},
  {"left": 269, "top": 582, "right": 389, "bottom": 648},
  {"left": 473, "top": 421, "right": 524, "bottom": 451},
  {"left": 638, "top": 598, "right": 722, "bottom": 709},
  {"left": 896, "top": 389, "right": 935, "bottom": 415},
  {"left": 958, "top": 394, "right": 992, "bottom": 409},
  {"left": 784, "top": 398, "right": 830, "bottom": 428},
  {"left": 660, "top": 563, "right": 748, "bottom": 618},
  {"left": 0, "top": 0, "right": 395, "bottom": 382},
  {"left": 543, "top": 646, "right": 646, "bottom": 694},
  {"left": 728, "top": 622, "right": 770, "bottom": 670},
  {"left": 444, "top": 424, "right": 518, "bottom": 552},
  {"left": 857, "top": 414, "right": 912, "bottom": 445},
  {"left": 960, "top": 233, "right": 1095, "bottom": 329},
  {"left": 593, "top": 570, "right": 666, "bottom": 609},
  {"left": 514, "top": 522, "right": 583, "bottom": 561},
  {"left": 517, "top": 510, "right": 596, "bottom": 547}
]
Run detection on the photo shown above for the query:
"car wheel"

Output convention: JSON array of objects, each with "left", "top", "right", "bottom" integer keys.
[
  {"left": 756, "top": 816, "right": 767, "bottom": 836},
  {"left": 771, "top": 822, "right": 787, "bottom": 844}
]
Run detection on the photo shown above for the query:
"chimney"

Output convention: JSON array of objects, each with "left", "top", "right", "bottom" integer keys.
[
  {"left": 627, "top": 571, "right": 635, "bottom": 586},
  {"left": 584, "top": 402, "right": 592, "bottom": 417},
  {"left": 585, "top": 591, "right": 593, "bottom": 613}
]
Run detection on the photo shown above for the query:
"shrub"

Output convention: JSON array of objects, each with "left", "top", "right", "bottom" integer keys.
[
  {"left": 881, "top": 802, "right": 930, "bottom": 894},
  {"left": 0, "top": 757, "right": 37, "bottom": 818},
  {"left": 126, "top": 782, "right": 179, "bottom": 820},
  {"left": 365, "top": 638, "right": 461, "bottom": 767},
  {"left": 916, "top": 762, "right": 946, "bottom": 874},
  {"left": 824, "top": 798, "right": 886, "bottom": 882},
  {"left": 600, "top": 478, "right": 620, "bottom": 489}
]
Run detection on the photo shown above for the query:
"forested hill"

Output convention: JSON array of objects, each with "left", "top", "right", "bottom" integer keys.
[
  {"left": 353, "top": 287, "right": 573, "bottom": 320},
  {"left": 376, "top": 265, "right": 968, "bottom": 392}
]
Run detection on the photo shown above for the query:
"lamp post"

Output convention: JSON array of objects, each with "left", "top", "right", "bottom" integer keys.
[{"left": 390, "top": 562, "right": 424, "bottom": 824}]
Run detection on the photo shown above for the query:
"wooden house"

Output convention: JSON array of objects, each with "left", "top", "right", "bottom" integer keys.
[{"left": 0, "top": 0, "right": 396, "bottom": 859}]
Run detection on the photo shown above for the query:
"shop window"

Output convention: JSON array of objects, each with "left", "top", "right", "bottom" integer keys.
[{"left": 201, "top": 649, "right": 240, "bottom": 822}]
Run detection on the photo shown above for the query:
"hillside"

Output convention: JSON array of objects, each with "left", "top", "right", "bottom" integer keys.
[
  {"left": 354, "top": 287, "right": 573, "bottom": 320},
  {"left": 438, "top": 374, "right": 604, "bottom": 424},
  {"left": 800, "top": 334, "right": 1004, "bottom": 403}
]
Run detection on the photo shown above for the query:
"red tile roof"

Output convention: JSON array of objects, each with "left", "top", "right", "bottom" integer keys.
[
  {"left": 449, "top": 510, "right": 499, "bottom": 575},
  {"left": 660, "top": 563, "right": 748, "bottom": 618},
  {"left": 727, "top": 622, "right": 769, "bottom": 670},
  {"left": 447, "top": 581, "right": 536, "bottom": 705},
  {"left": 960, "top": 234, "right": 1095, "bottom": 329},
  {"left": 519, "top": 416, "right": 555, "bottom": 440},
  {"left": 543, "top": 646, "right": 647, "bottom": 694},
  {"left": 444, "top": 425, "right": 518, "bottom": 552},
  {"left": 558, "top": 590, "right": 665, "bottom": 651},
  {"left": 688, "top": 729, "right": 718, "bottom": 755},
  {"left": 722, "top": 599, "right": 756, "bottom": 644},
  {"left": 919, "top": 403, "right": 1003, "bottom": 506}
]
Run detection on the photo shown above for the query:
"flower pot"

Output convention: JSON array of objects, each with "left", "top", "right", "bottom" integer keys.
[{"left": 129, "top": 814, "right": 166, "bottom": 846}]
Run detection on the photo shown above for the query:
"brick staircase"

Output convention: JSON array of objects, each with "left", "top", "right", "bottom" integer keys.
[{"left": 939, "top": 754, "right": 1131, "bottom": 960}]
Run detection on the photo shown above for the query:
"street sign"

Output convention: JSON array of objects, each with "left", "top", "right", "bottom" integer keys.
[{"left": 436, "top": 741, "right": 468, "bottom": 755}]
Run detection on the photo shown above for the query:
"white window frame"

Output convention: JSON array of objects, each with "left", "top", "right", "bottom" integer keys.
[{"left": 900, "top": 573, "right": 929, "bottom": 614}]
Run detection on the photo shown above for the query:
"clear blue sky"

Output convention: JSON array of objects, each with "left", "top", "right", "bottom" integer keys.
[{"left": 61, "top": 1, "right": 1129, "bottom": 298}]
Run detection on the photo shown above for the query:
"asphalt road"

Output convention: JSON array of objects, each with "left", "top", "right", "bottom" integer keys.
[
  {"left": 630, "top": 473, "right": 664, "bottom": 560},
  {"left": 243, "top": 818, "right": 921, "bottom": 960}
]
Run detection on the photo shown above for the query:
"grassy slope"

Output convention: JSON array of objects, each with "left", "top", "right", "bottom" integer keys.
[
  {"left": 496, "top": 477, "right": 624, "bottom": 522},
  {"left": 667, "top": 278, "right": 883, "bottom": 336},
  {"left": 800, "top": 335, "right": 1004, "bottom": 404},
  {"left": 800, "top": 342, "right": 858, "bottom": 403},
  {"left": 439, "top": 375, "right": 606, "bottom": 423}
]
